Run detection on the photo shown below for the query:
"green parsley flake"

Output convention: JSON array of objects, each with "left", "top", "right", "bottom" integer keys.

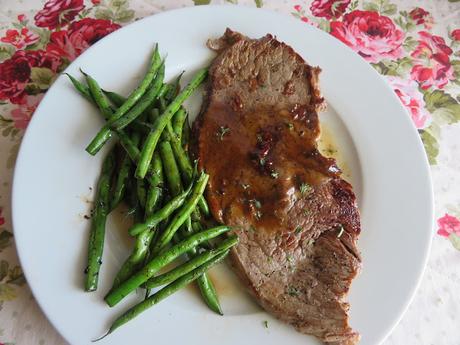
[
  {"left": 250, "top": 199, "right": 262, "bottom": 209},
  {"left": 287, "top": 286, "right": 299, "bottom": 296},
  {"left": 299, "top": 182, "right": 312, "bottom": 195},
  {"left": 263, "top": 320, "right": 269, "bottom": 328},
  {"left": 217, "top": 126, "right": 230, "bottom": 141},
  {"left": 270, "top": 171, "right": 279, "bottom": 179}
]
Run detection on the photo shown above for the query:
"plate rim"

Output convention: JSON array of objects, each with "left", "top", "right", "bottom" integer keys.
[{"left": 12, "top": 4, "right": 434, "bottom": 345}]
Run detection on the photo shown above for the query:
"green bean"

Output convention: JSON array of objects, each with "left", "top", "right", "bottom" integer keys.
[
  {"left": 165, "top": 71, "right": 184, "bottom": 102},
  {"left": 156, "top": 105, "right": 209, "bottom": 217},
  {"left": 98, "top": 250, "right": 229, "bottom": 340},
  {"left": 65, "top": 73, "right": 148, "bottom": 164},
  {"left": 85, "top": 149, "right": 115, "bottom": 292},
  {"left": 112, "top": 228, "right": 157, "bottom": 289},
  {"left": 83, "top": 70, "right": 113, "bottom": 120},
  {"left": 110, "top": 149, "right": 131, "bottom": 211},
  {"left": 125, "top": 179, "right": 143, "bottom": 223},
  {"left": 86, "top": 46, "right": 162, "bottom": 155},
  {"left": 145, "top": 235, "right": 237, "bottom": 288},
  {"left": 150, "top": 173, "right": 209, "bottom": 255},
  {"left": 136, "top": 178, "right": 147, "bottom": 209},
  {"left": 65, "top": 73, "right": 92, "bottom": 102},
  {"left": 102, "top": 90, "right": 125, "bottom": 107},
  {"left": 156, "top": 84, "right": 171, "bottom": 100},
  {"left": 128, "top": 184, "right": 192, "bottom": 237},
  {"left": 67, "top": 71, "right": 143, "bottom": 164},
  {"left": 181, "top": 115, "right": 191, "bottom": 147},
  {"left": 145, "top": 152, "right": 163, "bottom": 217},
  {"left": 174, "top": 218, "right": 220, "bottom": 313},
  {"left": 98, "top": 83, "right": 206, "bottom": 218},
  {"left": 86, "top": 64, "right": 164, "bottom": 154},
  {"left": 159, "top": 141, "right": 182, "bottom": 197},
  {"left": 197, "top": 271, "right": 222, "bottom": 314},
  {"left": 109, "top": 63, "right": 165, "bottom": 131},
  {"left": 135, "top": 68, "right": 208, "bottom": 179},
  {"left": 104, "top": 225, "right": 231, "bottom": 306},
  {"left": 156, "top": 99, "right": 209, "bottom": 217},
  {"left": 172, "top": 108, "right": 187, "bottom": 142}
]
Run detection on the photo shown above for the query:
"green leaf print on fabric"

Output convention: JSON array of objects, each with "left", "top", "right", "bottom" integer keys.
[
  {"left": 7, "top": 141, "right": 21, "bottom": 170},
  {"left": 420, "top": 128, "right": 439, "bottom": 165},
  {"left": 0, "top": 260, "right": 25, "bottom": 302},
  {"left": 95, "top": 0, "right": 135, "bottom": 23},
  {"left": 0, "top": 44, "right": 15, "bottom": 60},
  {"left": 29, "top": 67, "right": 56, "bottom": 90},
  {"left": 363, "top": 0, "right": 397, "bottom": 15},
  {"left": 424, "top": 90, "right": 460, "bottom": 125},
  {"left": 449, "top": 233, "right": 460, "bottom": 251},
  {"left": 7, "top": 266, "right": 26, "bottom": 286},
  {"left": 0, "top": 260, "right": 8, "bottom": 281},
  {"left": 372, "top": 57, "right": 413, "bottom": 76},
  {"left": 255, "top": 0, "right": 264, "bottom": 8},
  {"left": 0, "top": 230, "right": 13, "bottom": 253}
]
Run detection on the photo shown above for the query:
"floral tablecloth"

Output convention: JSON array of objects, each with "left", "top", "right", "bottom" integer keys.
[{"left": 0, "top": 0, "right": 459, "bottom": 344}]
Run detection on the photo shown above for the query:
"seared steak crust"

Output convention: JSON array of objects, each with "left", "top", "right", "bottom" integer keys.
[{"left": 194, "top": 29, "right": 361, "bottom": 345}]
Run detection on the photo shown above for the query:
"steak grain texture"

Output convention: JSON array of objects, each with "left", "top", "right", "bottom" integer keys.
[{"left": 194, "top": 29, "right": 362, "bottom": 345}]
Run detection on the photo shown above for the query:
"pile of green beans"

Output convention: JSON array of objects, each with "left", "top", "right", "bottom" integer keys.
[{"left": 66, "top": 45, "right": 237, "bottom": 339}]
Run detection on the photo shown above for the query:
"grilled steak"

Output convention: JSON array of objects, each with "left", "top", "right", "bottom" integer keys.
[{"left": 194, "top": 29, "right": 361, "bottom": 345}]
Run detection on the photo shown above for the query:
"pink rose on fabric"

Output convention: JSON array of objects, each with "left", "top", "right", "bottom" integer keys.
[
  {"left": 409, "top": 7, "right": 433, "bottom": 29},
  {"left": 437, "top": 214, "right": 460, "bottom": 238},
  {"left": 385, "top": 76, "right": 431, "bottom": 129},
  {"left": 310, "top": 0, "right": 350, "bottom": 20},
  {"left": 0, "top": 207, "right": 5, "bottom": 226},
  {"left": 11, "top": 94, "right": 44, "bottom": 129},
  {"left": 451, "top": 29, "right": 460, "bottom": 42},
  {"left": 330, "top": 10, "right": 404, "bottom": 63},
  {"left": 46, "top": 18, "right": 120, "bottom": 61},
  {"left": 293, "top": 5, "right": 316, "bottom": 25},
  {"left": 1, "top": 28, "right": 40, "bottom": 49},
  {"left": 0, "top": 50, "right": 61, "bottom": 104},
  {"left": 18, "top": 14, "right": 27, "bottom": 23},
  {"left": 34, "top": 0, "right": 85, "bottom": 29},
  {"left": 410, "top": 31, "right": 454, "bottom": 89}
]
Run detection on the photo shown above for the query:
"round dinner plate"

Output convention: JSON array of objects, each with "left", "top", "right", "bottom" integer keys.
[{"left": 12, "top": 5, "right": 433, "bottom": 345}]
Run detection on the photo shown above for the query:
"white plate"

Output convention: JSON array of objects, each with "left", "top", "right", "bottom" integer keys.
[{"left": 12, "top": 5, "right": 433, "bottom": 345}]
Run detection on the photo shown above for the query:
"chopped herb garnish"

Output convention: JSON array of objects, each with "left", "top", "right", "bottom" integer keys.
[
  {"left": 270, "top": 170, "right": 279, "bottom": 179},
  {"left": 267, "top": 256, "right": 273, "bottom": 263},
  {"left": 299, "top": 182, "right": 312, "bottom": 195},
  {"left": 287, "top": 255, "right": 294, "bottom": 263},
  {"left": 286, "top": 122, "right": 294, "bottom": 130},
  {"left": 259, "top": 157, "right": 266, "bottom": 166},
  {"left": 337, "top": 225, "right": 345, "bottom": 238},
  {"left": 263, "top": 320, "right": 269, "bottom": 328},
  {"left": 216, "top": 126, "right": 230, "bottom": 140},
  {"left": 249, "top": 199, "right": 262, "bottom": 209},
  {"left": 257, "top": 134, "right": 263, "bottom": 143},
  {"left": 306, "top": 239, "right": 315, "bottom": 246},
  {"left": 287, "top": 286, "right": 299, "bottom": 296},
  {"left": 255, "top": 210, "right": 263, "bottom": 220},
  {"left": 303, "top": 208, "right": 310, "bottom": 216},
  {"left": 295, "top": 226, "right": 303, "bottom": 234},
  {"left": 241, "top": 183, "right": 250, "bottom": 190}
]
